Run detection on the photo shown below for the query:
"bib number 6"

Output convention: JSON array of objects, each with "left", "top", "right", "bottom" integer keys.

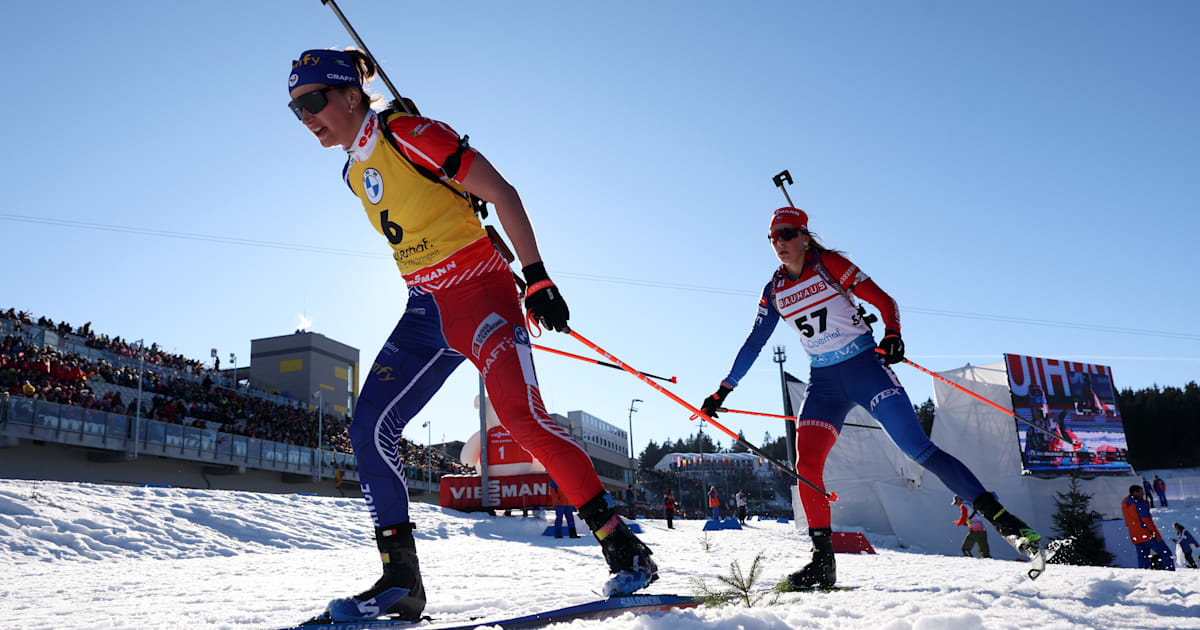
[{"left": 379, "top": 209, "right": 404, "bottom": 245}]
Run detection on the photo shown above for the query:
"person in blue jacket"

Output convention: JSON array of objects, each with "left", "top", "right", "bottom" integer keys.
[
  {"left": 1172, "top": 523, "right": 1197, "bottom": 569},
  {"left": 1153, "top": 475, "right": 1169, "bottom": 507},
  {"left": 1142, "top": 477, "right": 1155, "bottom": 508}
]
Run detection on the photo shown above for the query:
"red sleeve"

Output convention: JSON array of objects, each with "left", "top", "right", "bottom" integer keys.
[
  {"left": 954, "top": 504, "right": 968, "bottom": 526},
  {"left": 385, "top": 116, "right": 479, "bottom": 184},
  {"left": 820, "top": 251, "right": 901, "bottom": 332}
]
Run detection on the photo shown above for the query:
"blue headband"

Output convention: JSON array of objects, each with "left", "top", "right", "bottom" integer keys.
[{"left": 289, "top": 49, "right": 361, "bottom": 93}]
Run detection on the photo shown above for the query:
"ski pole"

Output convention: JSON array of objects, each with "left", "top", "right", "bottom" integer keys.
[
  {"left": 567, "top": 329, "right": 837, "bottom": 502},
  {"left": 772, "top": 170, "right": 796, "bottom": 206},
  {"left": 532, "top": 344, "right": 677, "bottom": 383},
  {"left": 719, "top": 407, "right": 882, "bottom": 431},
  {"left": 319, "top": 0, "right": 414, "bottom": 115},
  {"left": 901, "top": 359, "right": 1083, "bottom": 448}
]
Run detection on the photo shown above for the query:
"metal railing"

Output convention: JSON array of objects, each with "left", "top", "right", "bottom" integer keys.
[{"left": 1, "top": 395, "right": 358, "bottom": 479}]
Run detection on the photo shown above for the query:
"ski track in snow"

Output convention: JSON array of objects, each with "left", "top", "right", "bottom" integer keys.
[{"left": 1, "top": 479, "right": 1198, "bottom": 629}]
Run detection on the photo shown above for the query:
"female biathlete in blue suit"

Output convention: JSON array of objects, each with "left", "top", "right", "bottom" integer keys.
[{"left": 699, "top": 207, "right": 1044, "bottom": 590}]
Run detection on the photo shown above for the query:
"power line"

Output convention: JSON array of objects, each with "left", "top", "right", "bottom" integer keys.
[{"left": 4, "top": 213, "right": 1198, "bottom": 343}]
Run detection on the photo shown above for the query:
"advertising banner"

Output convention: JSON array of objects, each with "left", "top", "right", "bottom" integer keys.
[
  {"left": 1003, "top": 353, "right": 1131, "bottom": 474},
  {"left": 439, "top": 472, "right": 553, "bottom": 511}
]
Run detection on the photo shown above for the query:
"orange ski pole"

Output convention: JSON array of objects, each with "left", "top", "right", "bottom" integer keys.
[
  {"left": 532, "top": 344, "right": 676, "bottom": 383},
  {"left": 567, "top": 329, "right": 836, "bottom": 502},
  {"left": 901, "top": 359, "right": 1082, "bottom": 448},
  {"left": 720, "top": 407, "right": 881, "bottom": 431}
]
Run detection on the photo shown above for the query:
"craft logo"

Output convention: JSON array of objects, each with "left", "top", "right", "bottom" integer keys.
[
  {"left": 363, "top": 168, "right": 383, "bottom": 204},
  {"left": 472, "top": 313, "right": 507, "bottom": 357},
  {"left": 481, "top": 338, "right": 515, "bottom": 378}
]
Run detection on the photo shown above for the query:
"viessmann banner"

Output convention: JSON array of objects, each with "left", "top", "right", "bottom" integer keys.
[{"left": 1003, "top": 353, "right": 1132, "bottom": 474}]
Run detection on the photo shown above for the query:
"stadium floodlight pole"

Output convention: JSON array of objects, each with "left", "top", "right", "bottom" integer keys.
[
  {"left": 319, "top": 0, "right": 414, "bottom": 115},
  {"left": 719, "top": 407, "right": 882, "bottom": 431},
  {"left": 773, "top": 170, "right": 796, "bottom": 206},
  {"left": 531, "top": 343, "right": 676, "bottom": 383},
  {"left": 901, "top": 358, "right": 1083, "bottom": 448},
  {"left": 567, "top": 328, "right": 837, "bottom": 502}
]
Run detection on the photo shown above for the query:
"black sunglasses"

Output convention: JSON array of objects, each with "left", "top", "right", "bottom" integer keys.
[
  {"left": 768, "top": 226, "right": 804, "bottom": 244},
  {"left": 288, "top": 85, "right": 341, "bottom": 120}
]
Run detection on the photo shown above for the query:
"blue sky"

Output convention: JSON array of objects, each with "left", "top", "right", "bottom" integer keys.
[{"left": 3, "top": 1, "right": 1197, "bottom": 458}]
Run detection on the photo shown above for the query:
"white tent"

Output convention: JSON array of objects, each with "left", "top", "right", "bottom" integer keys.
[{"left": 792, "top": 362, "right": 1137, "bottom": 562}]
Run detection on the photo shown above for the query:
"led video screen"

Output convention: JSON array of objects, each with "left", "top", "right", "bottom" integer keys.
[{"left": 1003, "top": 353, "right": 1132, "bottom": 474}]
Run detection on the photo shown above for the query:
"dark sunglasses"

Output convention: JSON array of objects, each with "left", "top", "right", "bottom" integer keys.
[
  {"left": 768, "top": 226, "right": 804, "bottom": 245},
  {"left": 288, "top": 85, "right": 341, "bottom": 120}
]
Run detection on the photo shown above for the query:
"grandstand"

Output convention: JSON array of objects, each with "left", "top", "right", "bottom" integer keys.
[{"left": 0, "top": 308, "right": 468, "bottom": 496}]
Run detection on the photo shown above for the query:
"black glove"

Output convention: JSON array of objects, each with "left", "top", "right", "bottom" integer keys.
[
  {"left": 876, "top": 330, "right": 905, "bottom": 365},
  {"left": 522, "top": 262, "right": 570, "bottom": 333},
  {"left": 700, "top": 385, "right": 733, "bottom": 418}
]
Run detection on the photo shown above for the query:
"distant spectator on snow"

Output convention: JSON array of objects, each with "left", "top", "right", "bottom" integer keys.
[
  {"left": 548, "top": 479, "right": 579, "bottom": 539},
  {"left": 1172, "top": 523, "right": 1197, "bottom": 569},
  {"left": 736, "top": 490, "right": 748, "bottom": 525},
  {"left": 708, "top": 486, "right": 720, "bottom": 520},
  {"left": 1153, "top": 475, "right": 1169, "bottom": 507},
  {"left": 1123, "top": 485, "right": 1174, "bottom": 571},
  {"left": 663, "top": 488, "right": 677, "bottom": 530},
  {"left": 952, "top": 495, "right": 991, "bottom": 558},
  {"left": 1141, "top": 477, "right": 1155, "bottom": 508}
]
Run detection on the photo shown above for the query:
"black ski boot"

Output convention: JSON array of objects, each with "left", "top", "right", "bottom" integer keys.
[
  {"left": 971, "top": 492, "right": 1043, "bottom": 557},
  {"left": 780, "top": 527, "right": 836, "bottom": 591},
  {"left": 578, "top": 492, "right": 658, "bottom": 596},
  {"left": 312, "top": 523, "right": 426, "bottom": 624}
]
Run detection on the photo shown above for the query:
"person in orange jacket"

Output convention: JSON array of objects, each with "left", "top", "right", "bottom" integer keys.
[
  {"left": 708, "top": 486, "right": 720, "bottom": 520},
  {"left": 1123, "top": 485, "right": 1174, "bottom": 570},
  {"left": 549, "top": 478, "right": 580, "bottom": 539}
]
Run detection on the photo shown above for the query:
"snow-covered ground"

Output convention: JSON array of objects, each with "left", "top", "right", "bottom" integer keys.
[{"left": 1, "top": 479, "right": 1198, "bottom": 630}]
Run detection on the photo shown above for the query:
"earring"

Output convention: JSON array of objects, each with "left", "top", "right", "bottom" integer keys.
[{"left": 349, "top": 107, "right": 354, "bottom": 114}]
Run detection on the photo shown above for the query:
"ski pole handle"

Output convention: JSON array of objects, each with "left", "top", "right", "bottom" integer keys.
[
  {"left": 773, "top": 169, "right": 795, "bottom": 206},
  {"left": 567, "top": 328, "right": 836, "bottom": 502}
]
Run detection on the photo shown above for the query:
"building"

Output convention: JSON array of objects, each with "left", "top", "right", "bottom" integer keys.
[
  {"left": 550, "top": 410, "right": 634, "bottom": 493},
  {"left": 248, "top": 331, "right": 359, "bottom": 416}
]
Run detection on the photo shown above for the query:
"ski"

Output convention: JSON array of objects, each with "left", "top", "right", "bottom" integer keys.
[{"left": 282, "top": 594, "right": 701, "bottom": 630}]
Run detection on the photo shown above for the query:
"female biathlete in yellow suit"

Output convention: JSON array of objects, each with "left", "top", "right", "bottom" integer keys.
[{"left": 287, "top": 49, "right": 657, "bottom": 624}]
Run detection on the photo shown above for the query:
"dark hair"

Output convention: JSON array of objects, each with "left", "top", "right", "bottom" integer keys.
[
  {"left": 1129, "top": 484, "right": 1143, "bottom": 494},
  {"left": 799, "top": 230, "right": 845, "bottom": 256},
  {"left": 343, "top": 49, "right": 385, "bottom": 111},
  {"left": 344, "top": 48, "right": 417, "bottom": 114}
]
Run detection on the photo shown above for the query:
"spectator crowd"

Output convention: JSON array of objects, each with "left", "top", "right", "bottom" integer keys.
[{"left": 1, "top": 307, "right": 469, "bottom": 477}]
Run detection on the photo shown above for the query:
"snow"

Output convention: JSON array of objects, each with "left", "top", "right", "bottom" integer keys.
[{"left": 1, "top": 479, "right": 1198, "bottom": 630}]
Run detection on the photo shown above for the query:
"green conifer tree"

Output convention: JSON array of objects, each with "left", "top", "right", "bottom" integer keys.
[{"left": 1049, "top": 474, "right": 1115, "bottom": 567}]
